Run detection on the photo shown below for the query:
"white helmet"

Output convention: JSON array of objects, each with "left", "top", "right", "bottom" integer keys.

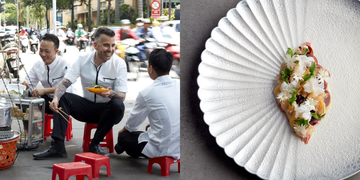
[{"left": 77, "top": 24, "right": 83, "bottom": 28}]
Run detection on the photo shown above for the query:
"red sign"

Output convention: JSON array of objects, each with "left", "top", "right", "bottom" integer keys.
[
  {"left": 151, "top": 0, "right": 160, "bottom": 10},
  {"left": 151, "top": 10, "right": 160, "bottom": 19}
]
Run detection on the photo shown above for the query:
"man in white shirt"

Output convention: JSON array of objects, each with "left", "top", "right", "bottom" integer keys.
[
  {"left": 33, "top": 27, "right": 127, "bottom": 159},
  {"left": 22, "top": 33, "right": 71, "bottom": 115},
  {"left": 115, "top": 49, "right": 180, "bottom": 160}
]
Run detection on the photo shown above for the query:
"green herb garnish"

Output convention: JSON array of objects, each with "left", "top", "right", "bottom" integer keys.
[
  {"left": 311, "top": 113, "right": 326, "bottom": 119},
  {"left": 289, "top": 89, "right": 298, "bottom": 106},
  {"left": 301, "top": 62, "right": 316, "bottom": 84},
  {"left": 92, "top": 84, "right": 104, "bottom": 89},
  {"left": 304, "top": 48, "right": 309, "bottom": 55},
  {"left": 281, "top": 68, "right": 293, "bottom": 83},
  {"left": 294, "top": 118, "right": 309, "bottom": 126},
  {"left": 286, "top": 48, "right": 294, "bottom": 57}
]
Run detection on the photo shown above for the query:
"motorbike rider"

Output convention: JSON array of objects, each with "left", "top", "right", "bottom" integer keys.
[
  {"left": 135, "top": 19, "right": 154, "bottom": 63},
  {"left": 20, "top": 28, "right": 28, "bottom": 36},
  {"left": 57, "top": 27, "right": 67, "bottom": 40},
  {"left": 114, "top": 19, "right": 138, "bottom": 42},
  {"left": 75, "top": 24, "right": 87, "bottom": 49},
  {"left": 132, "top": 18, "right": 144, "bottom": 34}
]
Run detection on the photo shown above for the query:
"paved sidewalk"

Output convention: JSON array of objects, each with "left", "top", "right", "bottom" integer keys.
[
  {"left": 0, "top": 72, "right": 180, "bottom": 179},
  {"left": 0, "top": 100, "right": 180, "bottom": 180}
]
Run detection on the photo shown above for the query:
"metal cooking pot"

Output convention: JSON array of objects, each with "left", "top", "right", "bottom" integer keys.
[{"left": 0, "top": 98, "right": 11, "bottom": 131}]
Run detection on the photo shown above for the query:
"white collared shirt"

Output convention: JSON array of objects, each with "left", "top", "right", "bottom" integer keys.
[
  {"left": 125, "top": 75, "right": 180, "bottom": 160},
  {"left": 64, "top": 51, "right": 127, "bottom": 103},
  {"left": 25, "top": 55, "right": 71, "bottom": 97}
]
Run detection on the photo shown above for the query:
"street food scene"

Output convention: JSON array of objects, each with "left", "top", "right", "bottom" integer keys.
[{"left": 0, "top": 0, "right": 180, "bottom": 179}]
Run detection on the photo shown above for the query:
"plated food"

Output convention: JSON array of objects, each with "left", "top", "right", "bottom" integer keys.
[
  {"left": 274, "top": 42, "right": 331, "bottom": 144},
  {"left": 86, "top": 84, "right": 109, "bottom": 93}
]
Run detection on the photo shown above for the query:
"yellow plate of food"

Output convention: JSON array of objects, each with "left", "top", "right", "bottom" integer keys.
[{"left": 86, "top": 84, "right": 109, "bottom": 93}]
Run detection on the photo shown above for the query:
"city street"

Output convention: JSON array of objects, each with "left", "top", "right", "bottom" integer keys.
[{"left": 0, "top": 44, "right": 180, "bottom": 179}]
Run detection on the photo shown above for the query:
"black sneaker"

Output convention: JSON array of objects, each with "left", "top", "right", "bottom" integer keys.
[
  {"left": 114, "top": 143, "right": 125, "bottom": 154},
  {"left": 33, "top": 147, "right": 67, "bottom": 160},
  {"left": 88, "top": 144, "right": 109, "bottom": 156}
]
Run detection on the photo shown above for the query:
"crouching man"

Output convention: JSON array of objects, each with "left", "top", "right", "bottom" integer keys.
[{"left": 115, "top": 49, "right": 180, "bottom": 160}]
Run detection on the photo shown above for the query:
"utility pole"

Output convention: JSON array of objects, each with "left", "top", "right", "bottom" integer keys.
[
  {"left": 147, "top": 0, "right": 149, "bottom": 18},
  {"left": 26, "top": 6, "right": 29, "bottom": 28},
  {"left": 52, "top": 0, "right": 56, "bottom": 35},
  {"left": 160, "top": 0, "right": 163, "bottom": 16},
  {"left": 168, "top": 0, "right": 171, "bottom": 20}
]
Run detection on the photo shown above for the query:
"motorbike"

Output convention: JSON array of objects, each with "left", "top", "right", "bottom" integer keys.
[
  {"left": 19, "top": 36, "right": 28, "bottom": 53},
  {"left": 115, "top": 38, "right": 141, "bottom": 81},
  {"left": 2, "top": 43, "right": 23, "bottom": 78},
  {"left": 28, "top": 34, "right": 39, "bottom": 54},
  {"left": 0, "top": 33, "right": 15, "bottom": 47},
  {"left": 77, "top": 35, "right": 88, "bottom": 52},
  {"left": 65, "top": 35, "right": 74, "bottom": 45}
]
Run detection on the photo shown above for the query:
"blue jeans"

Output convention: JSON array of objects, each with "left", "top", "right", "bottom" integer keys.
[{"left": 136, "top": 44, "right": 146, "bottom": 62}]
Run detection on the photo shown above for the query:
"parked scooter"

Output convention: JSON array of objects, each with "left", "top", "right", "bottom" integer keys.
[
  {"left": 0, "top": 33, "right": 15, "bottom": 47},
  {"left": 19, "top": 36, "right": 28, "bottom": 53},
  {"left": 2, "top": 43, "right": 23, "bottom": 78},
  {"left": 77, "top": 34, "right": 88, "bottom": 52},
  {"left": 28, "top": 34, "right": 39, "bottom": 54}
]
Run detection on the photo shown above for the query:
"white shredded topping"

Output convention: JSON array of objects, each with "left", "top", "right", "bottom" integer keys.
[
  {"left": 294, "top": 102, "right": 312, "bottom": 120},
  {"left": 294, "top": 124, "right": 307, "bottom": 136},
  {"left": 303, "top": 77, "right": 324, "bottom": 96},
  {"left": 295, "top": 55, "right": 314, "bottom": 68}
]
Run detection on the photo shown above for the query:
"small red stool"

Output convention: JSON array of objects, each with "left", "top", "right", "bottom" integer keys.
[
  {"left": 82, "top": 123, "right": 114, "bottom": 153},
  {"left": 44, "top": 113, "right": 73, "bottom": 141},
  {"left": 52, "top": 162, "right": 92, "bottom": 180},
  {"left": 148, "top": 156, "right": 180, "bottom": 177},
  {"left": 74, "top": 152, "right": 111, "bottom": 179}
]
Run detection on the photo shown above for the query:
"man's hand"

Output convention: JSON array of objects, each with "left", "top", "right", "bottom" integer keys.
[
  {"left": 30, "top": 88, "right": 45, "bottom": 97},
  {"left": 97, "top": 87, "right": 113, "bottom": 98},
  {"left": 118, "top": 127, "right": 128, "bottom": 136},
  {"left": 49, "top": 97, "right": 61, "bottom": 114},
  {"left": 22, "top": 81, "right": 31, "bottom": 89}
]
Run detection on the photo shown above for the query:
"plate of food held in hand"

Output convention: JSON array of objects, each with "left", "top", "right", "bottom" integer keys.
[
  {"left": 86, "top": 84, "right": 109, "bottom": 93},
  {"left": 197, "top": 0, "right": 360, "bottom": 179}
]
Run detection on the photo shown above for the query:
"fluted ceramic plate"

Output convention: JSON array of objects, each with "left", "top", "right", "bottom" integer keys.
[{"left": 198, "top": 0, "right": 360, "bottom": 179}]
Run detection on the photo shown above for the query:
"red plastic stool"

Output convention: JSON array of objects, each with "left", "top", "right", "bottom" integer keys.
[
  {"left": 74, "top": 152, "right": 111, "bottom": 179},
  {"left": 82, "top": 123, "right": 114, "bottom": 153},
  {"left": 52, "top": 162, "right": 92, "bottom": 180},
  {"left": 44, "top": 113, "right": 73, "bottom": 141},
  {"left": 148, "top": 156, "right": 180, "bottom": 177}
]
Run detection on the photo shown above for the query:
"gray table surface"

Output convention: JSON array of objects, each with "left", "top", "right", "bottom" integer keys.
[{"left": 180, "top": 0, "right": 360, "bottom": 179}]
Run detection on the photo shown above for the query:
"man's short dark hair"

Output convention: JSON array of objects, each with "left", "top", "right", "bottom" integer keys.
[
  {"left": 94, "top": 27, "right": 115, "bottom": 42},
  {"left": 149, "top": 49, "right": 173, "bottom": 75},
  {"left": 41, "top": 33, "right": 59, "bottom": 49}
]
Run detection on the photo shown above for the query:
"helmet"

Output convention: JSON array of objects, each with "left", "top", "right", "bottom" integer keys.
[
  {"left": 77, "top": 24, "right": 83, "bottom": 28},
  {"left": 135, "top": 18, "right": 143, "bottom": 22},
  {"left": 158, "top": 16, "right": 169, "bottom": 21},
  {"left": 120, "top": 19, "right": 131, "bottom": 25},
  {"left": 143, "top": 19, "right": 151, "bottom": 24}
]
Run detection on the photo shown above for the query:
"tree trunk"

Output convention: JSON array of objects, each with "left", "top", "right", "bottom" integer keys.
[
  {"left": 88, "top": 0, "right": 91, "bottom": 32},
  {"left": 137, "top": 0, "right": 143, "bottom": 19},
  {"left": 46, "top": 7, "right": 49, "bottom": 31},
  {"left": 97, "top": 0, "right": 100, "bottom": 25},
  {"left": 115, "top": 0, "right": 119, "bottom": 24},
  {"left": 71, "top": 3, "right": 75, "bottom": 30},
  {"left": 107, "top": 0, "right": 111, "bottom": 25}
]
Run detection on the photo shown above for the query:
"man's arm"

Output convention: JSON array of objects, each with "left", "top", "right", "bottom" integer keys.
[
  {"left": 110, "top": 91, "right": 126, "bottom": 102},
  {"left": 49, "top": 78, "right": 72, "bottom": 113},
  {"left": 30, "top": 87, "right": 55, "bottom": 97}
]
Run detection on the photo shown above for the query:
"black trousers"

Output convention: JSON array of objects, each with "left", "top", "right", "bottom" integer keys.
[
  {"left": 52, "top": 93, "right": 125, "bottom": 143},
  {"left": 117, "top": 131, "right": 147, "bottom": 158}
]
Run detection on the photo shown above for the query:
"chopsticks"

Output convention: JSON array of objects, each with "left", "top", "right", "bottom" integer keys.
[{"left": 48, "top": 101, "right": 70, "bottom": 123}]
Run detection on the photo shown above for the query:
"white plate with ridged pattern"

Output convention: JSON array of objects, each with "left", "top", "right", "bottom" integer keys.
[{"left": 197, "top": 0, "right": 360, "bottom": 179}]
